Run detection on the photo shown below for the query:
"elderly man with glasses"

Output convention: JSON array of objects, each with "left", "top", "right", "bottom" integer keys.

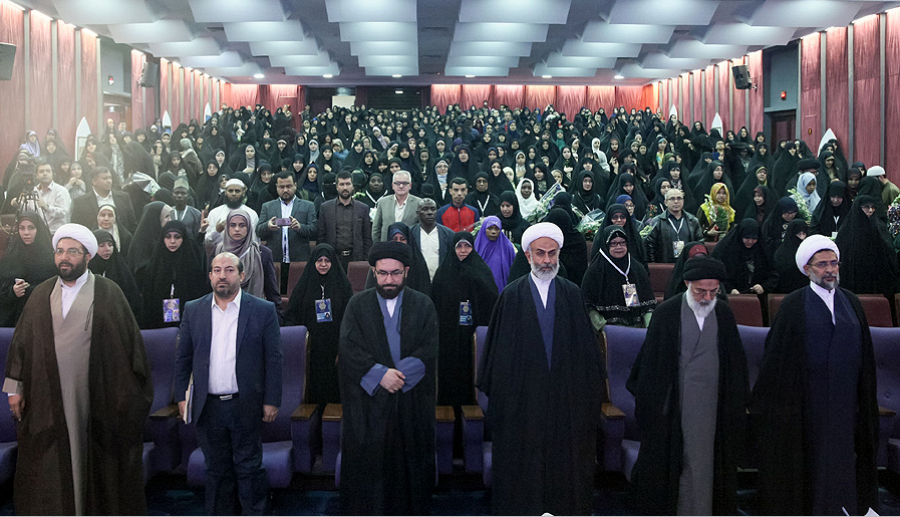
[{"left": 372, "top": 170, "right": 422, "bottom": 242}]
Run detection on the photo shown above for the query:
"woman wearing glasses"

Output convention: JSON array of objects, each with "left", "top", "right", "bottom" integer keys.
[{"left": 0, "top": 212, "right": 56, "bottom": 327}]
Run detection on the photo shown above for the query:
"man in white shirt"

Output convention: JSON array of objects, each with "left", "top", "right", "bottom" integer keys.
[
  {"left": 33, "top": 158, "right": 71, "bottom": 234},
  {"left": 409, "top": 198, "right": 454, "bottom": 281},
  {"left": 203, "top": 179, "right": 258, "bottom": 258}
]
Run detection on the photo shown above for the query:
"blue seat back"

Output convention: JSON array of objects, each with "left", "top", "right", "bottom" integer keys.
[
  {"left": 0, "top": 328, "right": 16, "bottom": 443},
  {"left": 872, "top": 327, "right": 900, "bottom": 438},
  {"left": 604, "top": 325, "right": 646, "bottom": 441},
  {"left": 737, "top": 325, "right": 768, "bottom": 390},
  {"left": 142, "top": 328, "right": 180, "bottom": 414},
  {"left": 474, "top": 326, "right": 489, "bottom": 412},
  {"left": 261, "top": 326, "right": 307, "bottom": 443}
]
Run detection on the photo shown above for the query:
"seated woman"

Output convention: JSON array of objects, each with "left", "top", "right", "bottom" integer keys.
[
  {"left": 581, "top": 225, "right": 655, "bottom": 330},
  {"left": 90, "top": 229, "right": 142, "bottom": 316},
  {"left": 474, "top": 215, "right": 517, "bottom": 292},
  {"left": 711, "top": 218, "right": 777, "bottom": 297},
  {"left": 697, "top": 182, "right": 736, "bottom": 242},
  {"left": 772, "top": 219, "right": 809, "bottom": 293},
  {"left": 0, "top": 212, "right": 56, "bottom": 327}
]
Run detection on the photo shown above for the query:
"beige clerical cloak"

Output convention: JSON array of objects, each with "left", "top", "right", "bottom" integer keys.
[{"left": 4, "top": 273, "right": 152, "bottom": 515}]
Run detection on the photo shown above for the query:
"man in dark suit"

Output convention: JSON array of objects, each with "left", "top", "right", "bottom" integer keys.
[
  {"left": 256, "top": 171, "right": 317, "bottom": 292},
  {"left": 409, "top": 198, "right": 454, "bottom": 280},
  {"left": 174, "top": 252, "right": 283, "bottom": 516},
  {"left": 318, "top": 171, "right": 373, "bottom": 272},
  {"left": 70, "top": 167, "right": 137, "bottom": 232}
]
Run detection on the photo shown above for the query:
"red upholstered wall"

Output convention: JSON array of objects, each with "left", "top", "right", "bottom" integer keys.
[
  {"left": 800, "top": 35, "right": 822, "bottom": 151},
  {"left": 460, "top": 84, "right": 492, "bottom": 109},
  {"left": 747, "top": 51, "right": 764, "bottom": 134},
  {"left": 431, "top": 84, "right": 460, "bottom": 113},
  {"left": 0, "top": 4, "right": 24, "bottom": 178},
  {"left": 492, "top": 85, "right": 524, "bottom": 108},
  {"left": 130, "top": 50, "right": 145, "bottom": 131},
  {"left": 887, "top": 10, "right": 900, "bottom": 177},
  {"left": 717, "top": 61, "right": 731, "bottom": 133},
  {"left": 80, "top": 30, "right": 98, "bottom": 136},
  {"left": 29, "top": 11, "right": 52, "bottom": 141},
  {"left": 705, "top": 64, "right": 716, "bottom": 127},
  {"left": 524, "top": 85, "right": 556, "bottom": 110},
  {"left": 586, "top": 86, "right": 614, "bottom": 114},
  {"left": 826, "top": 27, "right": 849, "bottom": 155},
  {"left": 643, "top": 83, "right": 658, "bottom": 113},
  {"left": 555, "top": 85, "right": 586, "bottom": 119},
  {"left": 853, "top": 15, "right": 881, "bottom": 167},
  {"left": 57, "top": 22, "right": 76, "bottom": 153},
  {"left": 692, "top": 71, "right": 703, "bottom": 124},
  {"left": 159, "top": 58, "right": 169, "bottom": 125},
  {"left": 732, "top": 59, "right": 747, "bottom": 132}
]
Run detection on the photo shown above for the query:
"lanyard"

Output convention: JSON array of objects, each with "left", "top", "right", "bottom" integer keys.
[
  {"left": 598, "top": 248, "right": 631, "bottom": 283},
  {"left": 668, "top": 214, "right": 684, "bottom": 236},
  {"left": 476, "top": 195, "right": 490, "bottom": 214},
  {"left": 321, "top": 285, "right": 325, "bottom": 299}
]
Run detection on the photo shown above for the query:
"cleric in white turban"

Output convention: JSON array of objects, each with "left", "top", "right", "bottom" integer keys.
[
  {"left": 477, "top": 219, "right": 604, "bottom": 515},
  {"left": 4, "top": 226, "right": 153, "bottom": 515},
  {"left": 751, "top": 224, "right": 879, "bottom": 515}
]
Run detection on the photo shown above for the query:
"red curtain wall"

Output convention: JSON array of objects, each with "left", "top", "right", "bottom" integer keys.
[
  {"left": 267, "top": 85, "right": 301, "bottom": 130},
  {"left": 748, "top": 51, "right": 764, "bottom": 134},
  {"left": 680, "top": 74, "right": 690, "bottom": 120},
  {"left": 460, "top": 84, "right": 492, "bottom": 109},
  {"left": 29, "top": 12, "right": 52, "bottom": 141},
  {"left": 229, "top": 84, "right": 260, "bottom": 109},
  {"left": 0, "top": 4, "right": 24, "bottom": 178},
  {"left": 672, "top": 78, "right": 680, "bottom": 115},
  {"left": 555, "top": 85, "right": 586, "bottom": 119},
  {"left": 826, "top": 27, "right": 849, "bottom": 158},
  {"left": 57, "top": 22, "right": 76, "bottom": 154},
  {"left": 80, "top": 31, "right": 98, "bottom": 136},
  {"left": 660, "top": 80, "right": 668, "bottom": 117},
  {"left": 431, "top": 85, "right": 460, "bottom": 112},
  {"left": 853, "top": 15, "right": 881, "bottom": 167},
  {"left": 887, "top": 11, "right": 900, "bottom": 180},
  {"left": 643, "top": 83, "right": 658, "bottom": 113},
  {"left": 193, "top": 71, "right": 201, "bottom": 121},
  {"left": 159, "top": 59, "right": 169, "bottom": 125},
  {"left": 586, "top": 86, "right": 615, "bottom": 113},
  {"left": 524, "top": 85, "right": 555, "bottom": 111},
  {"left": 614, "top": 85, "right": 643, "bottom": 112},
  {"left": 172, "top": 63, "right": 182, "bottom": 127},
  {"left": 492, "top": 85, "right": 524, "bottom": 108},
  {"left": 705, "top": 65, "right": 716, "bottom": 127},
  {"left": 717, "top": 61, "right": 731, "bottom": 134},
  {"left": 131, "top": 51, "right": 145, "bottom": 131},
  {"left": 732, "top": 58, "right": 747, "bottom": 132},
  {"left": 692, "top": 71, "right": 703, "bottom": 124},
  {"left": 800, "top": 35, "right": 822, "bottom": 151}
]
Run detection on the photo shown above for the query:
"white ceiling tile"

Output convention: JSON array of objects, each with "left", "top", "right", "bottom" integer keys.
[
  {"left": 618, "top": 63, "right": 685, "bottom": 79},
  {"left": 641, "top": 52, "right": 713, "bottom": 69},
  {"left": 533, "top": 63, "right": 598, "bottom": 77},
  {"left": 223, "top": 21, "right": 309, "bottom": 42},
  {"left": 357, "top": 55, "right": 421, "bottom": 67},
  {"left": 351, "top": 41, "right": 418, "bottom": 56},
  {"left": 448, "top": 41, "right": 534, "bottom": 57},
  {"left": 608, "top": 0, "right": 719, "bottom": 25},
  {"left": 444, "top": 66, "right": 511, "bottom": 77},
  {"left": 249, "top": 41, "right": 321, "bottom": 56},
  {"left": 458, "top": 0, "right": 571, "bottom": 24},
  {"left": 453, "top": 22, "right": 549, "bottom": 42},
  {"left": 180, "top": 51, "right": 244, "bottom": 68},
  {"left": 107, "top": 20, "right": 193, "bottom": 43},
  {"left": 51, "top": 0, "right": 155, "bottom": 25},
  {"left": 545, "top": 52, "right": 616, "bottom": 69},
  {"left": 284, "top": 63, "right": 342, "bottom": 76},
  {"left": 202, "top": 62, "right": 263, "bottom": 77},
  {"left": 188, "top": 0, "right": 285, "bottom": 23},
  {"left": 267, "top": 54, "right": 334, "bottom": 67},
  {"left": 702, "top": 23, "right": 796, "bottom": 46},
  {"left": 325, "top": 0, "right": 417, "bottom": 23},
  {"left": 446, "top": 55, "right": 521, "bottom": 68},
  {"left": 149, "top": 37, "right": 222, "bottom": 57},
  {"left": 561, "top": 40, "right": 642, "bottom": 58},
  {"left": 668, "top": 40, "right": 749, "bottom": 59},
  {"left": 364, "top": 66, "right": 420, "bottom": 76},
  {"left": 339, "top": 22, "right": 418, "bottom": 42},
  {"left": 582, "top": 20, "right": 675, "bottom": 44},
  {"left": 744, "top": 0, "right": 863, "bottom": 28}
]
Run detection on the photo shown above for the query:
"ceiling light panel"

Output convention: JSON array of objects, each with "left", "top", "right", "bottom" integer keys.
[
  {"left": 641, "top": 52, "right": 713, "bottom": 69},
  {"left": 445, "top": 66, "right": 511, "bottom": 77},
  {"left": 608, "top": 0, "right": 719, "bottom": 26},
  {"left": 249, "top": 40, "right": 321, "bottom": 56},
  {"left": 365, "top": 66, "right": 420, "bottom": 76},
  {"left": 545, "top": 52, "right": 616, "bottom": 69},
  {"left": 668, "top": 40, "right": 748, "bottom": 59},
  {"left": 446, "top": 55, "right": 521, "bottom": 68},
  {"left": 743, "top": 0, "right": 863, "bottom": 28},
  {"left": 223, "top": 21, "right": 309, "bottom": 42},
  {"left": 203, "top": 62, "right": 263, "bottom": 77},
  {"left": 702, "top": 23, "right": 796, "bottom": 45},
  {"left": 285, "top": 63, "right": 342, "bottom": 76},
  {"left": 581, "top": 21, "right": 675, "bottom": 44},
  {"left": 149, "top": 37, "right": 222, "bottom": 57},
  {"left": 533, "top": 64, "right": 598, "bottom": 77},
  {"left": 458, "top": 0, "right": 572, "bottom": 24},
  {"left": 561, "top": 40, "right": 642, "bottom": 58},
  {"left": 325, "top": 0, "right": 416, "bottom": 22},
  {"left": 453, "top": 22, "right": 549, "bottom": 42},
  {"left": 51, "top": 0, "right": 155, "bottom": 25},
  {"left": 618, "top": 63, "right": 685, "bottom": 79},
  {"left": 268, "top": 53, "right": 334, "bottom": 67},
  {"left": 339, "top": 22, "right": 418, "bottom": 42},
  {"left": 356, "top": 55, "right": 419, "bottom": 67},
  {"left": 351, "top": 41, "right": 418, "bottom": 56},
  {"left": 180, "top": 51, "right": 244, "bottom": 68},
  {"left": 448, "top": 41, "right": 534, "bottom": 57},
  {"left": 107, "top": 20, "right": 192, "bottom": 43},
  {"left": 188, "top": 0, "right": 285, "bottom": 23}
]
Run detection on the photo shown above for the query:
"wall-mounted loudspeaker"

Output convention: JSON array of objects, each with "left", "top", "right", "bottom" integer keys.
[
  {"left": 732, "top": 64, "right": 751, "bottom": 90},
  {"left": 0, "top": 43, "right": 16, "bottom": 81},
  {"left": 138, "top": 61, "right": 159, "bottom": 88}
]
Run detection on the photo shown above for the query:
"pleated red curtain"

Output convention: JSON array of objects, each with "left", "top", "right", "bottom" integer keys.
[
  {"left": 28, "top": 12, "right": 52, "bottom": 140},
  {"left": 732, "top": 59, "right": 747, "bottom": 133},
  {"left": 886, "top": 11, "right": 900, "bottom": 180},
  {"left": 586, "top": 86, "right": 615, "bottom": 113},
  {"left": 704, "top": 64, "right": 716, "bottom": 127},
  {"left": 717, "top": 61, "right": 731, "bottom": 133},
  {"left": 57, "top": 21, "right": 76, "bottom": 152},
  {"left": 492, "top": 85, "right": 524, "bottom": 109},
  {"left": 130, "top": 50, "right": 145, "bottom": 131},
  {"left": 642, "top": 83, "right": 658, "bottom": 113},
  {"left": 430, "top": 85, "right": 461, "bottom": 113},
  {"left": 680, "top": 74, "right": 690, "bottom": 119},
  {"left": 159, "top": 59, "right": 170, "bottom": 124},
  {"left": 825, "top": 27, "right": 850, "bottom": 157},
  {"left": 0, "top": 3, "right": 24, "bottom": 177},
  {"left": 660, "top": 80, "right": 669, "bottom": 117},
  {"left": 229, "top": 84, "right": 260, "bottom": 110},
  {"left": 524, "top": 85, "right": 556, "bottom": 110},
  {"left": 800, "top": 35, "right": 822, "bottom": 151},
  {"left": 460, "top": 84, "right": 492, "bottom": 109},
  {"left": 692, "top": 71, "right": 703, "bottom": 124},
  {"left": 171, "top": 62, "right": 182, "bottom": 127},
  {"left": 555, "top": 86, "right": 586, "bottom": 119},
  {"left": 80, "top": 30, "right": 98, "bottom": 135},
  {"left": 671, "top": 77, "right": 680, "bottom": 117},
  {"left": 853, "top": 16, "right": 881, "bottom": 167},
  {"left": 614, "top": 86, "right": 643, "bottom": 112},
  {"left": 748, "top": 51, "right": 764, "bottom": 135}
]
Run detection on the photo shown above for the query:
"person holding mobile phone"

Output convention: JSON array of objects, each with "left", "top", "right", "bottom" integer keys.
[
  {"left": 256, "top": 171, "right": 317, "bottom": 293},
  {"left": 0, "top": 213, "right": 56, "bottom": 327}
]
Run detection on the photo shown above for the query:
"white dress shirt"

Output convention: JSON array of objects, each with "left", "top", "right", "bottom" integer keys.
[
  {"left": 60, "top": 269, "right": 90, "bottom": 319},
  {"left": 209, "top": 289, "right": 241, "bottom": 395},
  {"left": 394, "top": 195, "right": 407, "bottom": 222},
  {"left": 809, "top": 280, "right": 836, "bottom": 324},
  {"left": 385, "top": 296, "right": 398, "bottom": 317},
  {"left": 94, "top": 188, "right": 115, "bottom": 208},
  {"left": 530, "top": 272, "right": 553, "bottom": 308},
  {"left": 280, "top": 198, "right": 294, "bottom": 263},
  {"left": 36, "top": 182, "right": 72, "bottom": 234},
  {"left": 419, "top": 226, "right": 441, "bottom": 280}
]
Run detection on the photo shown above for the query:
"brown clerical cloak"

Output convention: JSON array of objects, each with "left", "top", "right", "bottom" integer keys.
[{"left": 5, "top": 274, "right": 153, "bottom": 515}]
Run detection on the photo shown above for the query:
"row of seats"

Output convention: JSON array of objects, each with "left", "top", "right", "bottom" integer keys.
[
  {"left": 273, "top": 261, "right": 370, "bottom": 301},
  {"left": 648, "top": 262, "right": 898, "bottom": 327}
]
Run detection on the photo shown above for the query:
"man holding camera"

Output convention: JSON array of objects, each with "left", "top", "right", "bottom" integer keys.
[{"left": 256, "top": 171, "right": 317, "bottom": 292}]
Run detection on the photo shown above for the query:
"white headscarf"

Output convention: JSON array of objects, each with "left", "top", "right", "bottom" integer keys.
[{"left": 516, "top": 178, "right": 540, "bottom": 219}]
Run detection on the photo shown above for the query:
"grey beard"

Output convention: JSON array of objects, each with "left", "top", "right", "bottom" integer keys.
[
  {"left": 686, "top": 289, "right": 717, "bottom": 319},
  {"left": 810, "top": 270, "right": 840, "bottom": 291},
  {"left": 530, "top": 261, "right": 559, "bottom": 281}
]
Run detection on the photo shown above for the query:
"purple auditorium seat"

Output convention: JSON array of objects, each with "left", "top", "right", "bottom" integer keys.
[
  {"left": 728, "top": 294, "right": 764, "bottom": 327},
  {"left": 142, "top": 327, "right": 182, "bottom": 484},
  {"left": 738, "top": 325, "right": 768, "bottom": 470},
  {"left": 461, "top": 327, "right": 489, "bottom": 483},
  {"left": 599, "top": 325, "right": 645, "bottom": 481},
  {"left": 871, "top": 327, "right": 900, "bottom": 469},
  {"left": 187, "top": 326, "right": 316, "bottom": 488},
  {"left": 0, "top": 328, "right": 18, "bottom": 484}
]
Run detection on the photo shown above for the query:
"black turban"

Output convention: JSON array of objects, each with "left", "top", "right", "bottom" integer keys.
[
  {"left": 368, "top": 241, "right": 411, "bottom": 267},
  {"left": 682, "top": 255, "right": 727, "bottom": 282}
]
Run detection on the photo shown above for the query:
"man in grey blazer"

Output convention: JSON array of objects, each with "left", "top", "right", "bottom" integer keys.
[
  {"left": 318, "top": 171, "right": 373, "bottom": 272},
  {"left": 256, "top": 171, "right": 317, "bottom": 292},
  {"left": 372, "top": 170, "right": 421, "bottom": 242}
]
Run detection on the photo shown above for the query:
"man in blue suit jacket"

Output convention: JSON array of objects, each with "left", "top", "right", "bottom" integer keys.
[{"left": 175, "top": 252, "right": 283, "bottom": 516}]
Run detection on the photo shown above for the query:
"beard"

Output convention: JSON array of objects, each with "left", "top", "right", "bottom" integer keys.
[
  {"left": 685, "top": 287, "right": 717, "bottom": 320},
  {"left": 57, "top": 256, "right": 88, "bottom": 282},
  {"left": 375, "top": 278, "right": 405, "bottom": 299},
  {"left": 809, "top": 269, "right": 840, "bottom": 291},
  {"left": 226, "top": 198, "right": 243, "bottom": 209},
  {"left": 214, "top": 280, "right": 241, "bottom": 298},
  {"left": 530, "top": 260, "right": 559, "bottom": 281}
]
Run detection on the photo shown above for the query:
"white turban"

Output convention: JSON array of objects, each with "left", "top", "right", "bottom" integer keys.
[
  {"left": 521, "top": 222, "right": 564, "bottom": 252},
  {"left": 225, "top": 178, "right": 246, "bottom": 189},
  {"left": 53, "top": 223, "right": 98, "bottom": 257},
  {"left": 795, "top": 234, "right": 840, "bottom": 275}
]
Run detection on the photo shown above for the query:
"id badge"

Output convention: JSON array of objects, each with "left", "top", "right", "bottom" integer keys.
[
  {"left": 163, "top": 298, "right": 180, "bottom": 323},
  {"left": 622, "top": 284, "right": 640, "bottom": 307},
  {"left": 831, "top": 231, "right": 838, "bottom": 240},
  {"left": 459, "top": 301, "right": 473, "bottom": 326},
  {"left": 673, "top": 240, "right": 685, "bottom": 258},
  {"left": 315, "top": 299, "right": 333, "bottom": 323}
]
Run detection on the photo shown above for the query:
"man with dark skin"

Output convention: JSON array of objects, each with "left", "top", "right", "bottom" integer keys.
[
  {"left": 410, "top": 197, "right": 454, "bottom": 280},
  {"left": 172, "top": 178, "right": 202, "bottom": 236}
]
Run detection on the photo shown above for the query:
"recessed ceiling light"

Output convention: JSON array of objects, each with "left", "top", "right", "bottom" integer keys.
[
  {"left": 395, "top": 89, "right": 403, "bottom": 94},
  {"left": 253, "top": 73, "right": 265, "bottom": 79},
  {"left": 614, "top": 74, "right": 624, "bottom": 79},
  {"left": 323, "top": 74, "right": 333, "bottom": 78},
  {"left": 392, "top": 74, "right": 402, "bottom": 78},
  {"left": 542, "top": 74, "right": 552, "bottom": 79},
  {"left": 465, "top": 75, "right": 475, "bottom": 78}
]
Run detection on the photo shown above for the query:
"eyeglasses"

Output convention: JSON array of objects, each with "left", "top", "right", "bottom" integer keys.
[
  {"left": 375, "top": 269, "right": 405, "bottom": 278},
  {"left": 809, "top": 260, "right": 840, "bottom": 270},
  {"left": 54, "top": 248, "right": 84, "bottom": 257},
  {"left": 608, "top": 241, "right": 628, "bottom": 248},
  {"left": 393, "top": 181, "right": 410, "bottom": 187}
]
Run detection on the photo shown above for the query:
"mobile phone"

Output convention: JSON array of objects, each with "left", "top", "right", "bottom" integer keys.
[{"left": 275, "top": 218, "right": 292, "bottom": 227}]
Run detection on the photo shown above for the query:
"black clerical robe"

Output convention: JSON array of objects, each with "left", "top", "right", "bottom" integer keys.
[
  {"left": 478, "top": 274, "right": 604, "bottom": 515},
  {"left": 626, "top": 293, "right": 749, "bottom": 515},
  {"left": 750, "top": 286, "right": 879, "bottom": 516},
  {"left": 338, "top": 287, "right": 438, "bottom": 515}
]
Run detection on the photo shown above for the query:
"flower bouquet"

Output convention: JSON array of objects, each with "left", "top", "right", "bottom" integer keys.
[{"left": 787, "top": 188, "right": 813, "bottom": 223}]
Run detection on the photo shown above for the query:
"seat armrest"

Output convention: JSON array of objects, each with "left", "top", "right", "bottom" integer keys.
[
  {"left": 323, "top": 403, "right": 343, "bottom": 422},
  {"left": 461, "top": 405, "right": 484, "bottom": 421},
  {"left": 601, "top": 402, "right": 625, "bottom": 420},
  {"left": 435, "top": 405, "right": 455, "bottom": 423},
  {"left": 880, "top": 406, "right": 896, "bottom": 418},
  {"left": 291, "top": 403, "right": 317, "bottom": 421},
  {"left": 150, "top": 404, "right": 180, "bottom": 419},
  {"left": 461, "top": 405, "right": 485, "bottom": 474}
]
